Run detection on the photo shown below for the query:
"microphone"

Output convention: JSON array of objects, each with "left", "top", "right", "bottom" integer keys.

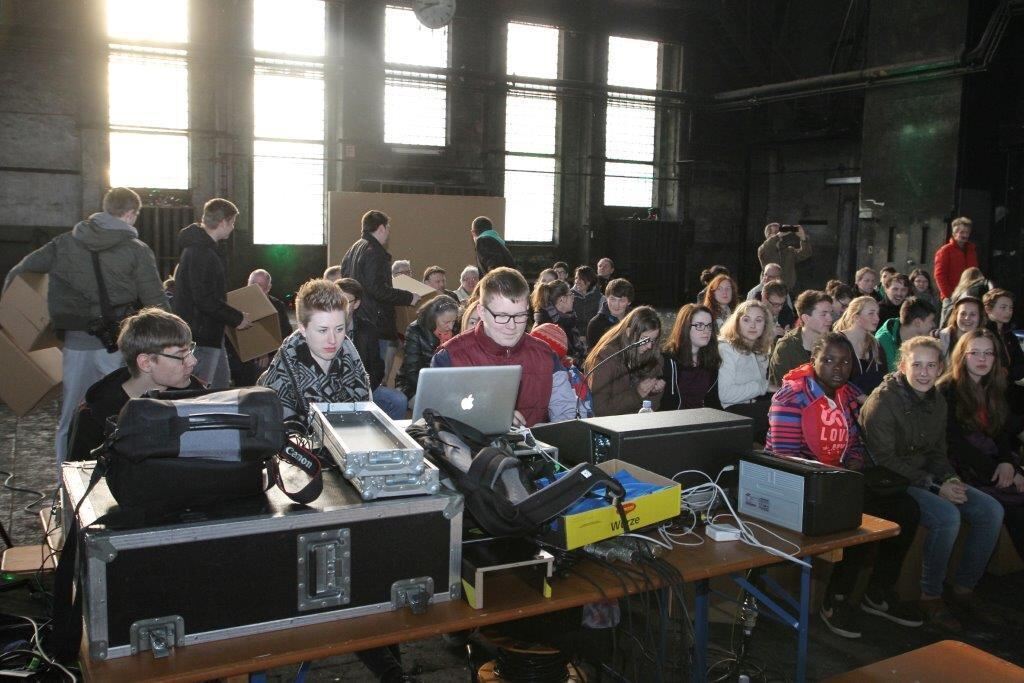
[{"left": 576, "top": 337, "right": 653, "bottom": 419}]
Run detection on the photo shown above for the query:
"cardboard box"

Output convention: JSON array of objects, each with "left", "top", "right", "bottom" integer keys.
[
  {"left": 225, "top": 285, "right": 282, "bottom": 362},
  {"left": 0, "top": 273, "right": 59, "bottom": 352},
  {"left": 392, "top": 274, "right": 439, "bottom": 334},
  {"left": 541, "top": 460, "right": 681, "bottom": 550},
  {"left": 0, "top": 329, "right": 62, "bottom": 416}
]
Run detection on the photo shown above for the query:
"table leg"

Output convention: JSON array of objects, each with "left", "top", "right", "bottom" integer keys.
[
  {"left": 796, "top": 557, "right": 811, "bottom": 683},
  {"left": 693, "top": 579, "right": 709, "bottom": 683}
]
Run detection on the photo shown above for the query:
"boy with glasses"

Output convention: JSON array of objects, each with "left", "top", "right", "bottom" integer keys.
[
  {"left": 67, "top": 308, "right": 204, "bottom": 461},
  {"left": 431, "top": 267, "right": 576, "bottom": 426}
]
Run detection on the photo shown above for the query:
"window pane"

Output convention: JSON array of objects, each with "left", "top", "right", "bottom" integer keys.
[
  {"left": 253, "top": 140, "right": 324, "bottom": 245},
  {"left": 608, "top": 36, "right": 658, "bottom": 89},
  {"left": 254, "top": 0, "right": 325, "bottom": 56},
  {"left": 254, "top": 69, "right": 324, "bottom": 140},
  {"left": 605, "top": 101, "right": 655, "bottom": 161},
  {"left": 109, "top": 51, "right": 188, "bottom": 129},
  {"left": 505, "top": 155, "right": 555, "bottom": 242},
  {"left": 110, "top": 132, "right": 188, "bottom": 188},
  {"left": 384, "top": 75, "right": 447, "bottom": 146},
  {"left": 505, "top": 93, "right": 556, "bottom": 155},
  {"left": 385, "top": 6, "right": 448, "bottom": 67},
  {"left": 507, "top": 23, "right": 558, "bottom": 78},
  {"left": 604, "top": 162, "right": 653, "bottom": 207},
  {"left": 107, "top": 0, "right": 187, "bottom": 43}
]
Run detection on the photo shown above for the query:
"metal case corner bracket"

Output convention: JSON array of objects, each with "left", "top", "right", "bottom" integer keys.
[
  {"left": 391, "top": 577, "right": 434, "bottom": 614},
  {"left": 129, "top": 616, "right": 184, "bottom": 658}
]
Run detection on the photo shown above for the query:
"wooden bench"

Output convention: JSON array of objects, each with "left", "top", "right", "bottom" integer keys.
[{"left": 823, "top": 639, "right": 1024, "bottom": 681}]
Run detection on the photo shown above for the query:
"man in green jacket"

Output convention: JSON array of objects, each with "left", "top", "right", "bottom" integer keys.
[
  {"left": 768, "top": 290, "right": 833, "bottom": 385},
  {"left": 3, "top": 187, "right": 168, "bottom": 466},
  {"left": 874, "top": 297, "right": 936, "bottom": 372}
]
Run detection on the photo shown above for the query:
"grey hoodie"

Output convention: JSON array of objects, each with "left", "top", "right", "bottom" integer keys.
[{"left": 4, "top": 212, "right": 168, "bottom": 334}]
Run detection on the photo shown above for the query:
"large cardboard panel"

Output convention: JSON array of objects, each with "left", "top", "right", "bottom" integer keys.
[
  {"left": 0, "top": 329, "right": 62, "bottom": 416},
  {"left": 327, "top": 192, "right": 505, "bottom": 282},
  {"left": 225, "top": 285, "right": 282, "bottom": 362},
  {"left": 0, "top": 272, "right": 59, "bottom": 351},
  {"left": 392, "top": 274, "right": 440, "bottom": 333}
]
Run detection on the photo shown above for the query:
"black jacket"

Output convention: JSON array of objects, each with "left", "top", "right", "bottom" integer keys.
[
  {"left": 659, "top": 355, "right": 722, "bottom": 411},
  {"left": 572, "top": 287, "right": 602, "bottom": 342},
  {"left": 587, "top": 300, "right": 620, "bottom": 348},
  {"left": 67, "top": 367, "right": 206, "bottom": 461},
  {"left": 172, "top": 224, "right": 243, "bottom": 347},
  {"left": 939, "top": 383, "right": 1018, "bottom": 486},
  {"left": 397, "top": 320, "right": 439, "bottom": 399},
  {"left": 475, "top": 235, "right": 515, "bottom": 275},
  {"left": 340, "top": 235, "right": 413, "bottom": 340}
]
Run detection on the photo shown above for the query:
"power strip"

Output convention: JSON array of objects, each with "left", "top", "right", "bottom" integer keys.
[{"left": 707, "top": 524, "right": 742, "bottom": 542}]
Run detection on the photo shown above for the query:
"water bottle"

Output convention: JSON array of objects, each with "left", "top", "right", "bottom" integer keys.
[{"left": 638, "top": 400, "right": 653, "bottom": 414}]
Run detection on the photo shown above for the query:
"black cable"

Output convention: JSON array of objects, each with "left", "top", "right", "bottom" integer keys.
[{"left": 493, "top": 646, "right": 569, "bottom": 683}]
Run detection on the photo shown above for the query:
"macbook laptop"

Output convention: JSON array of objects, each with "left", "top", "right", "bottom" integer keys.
[{"left": 411, "top": 365, "right": 522, "bottom": 435}]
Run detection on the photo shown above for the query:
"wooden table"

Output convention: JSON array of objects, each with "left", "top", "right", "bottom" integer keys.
[
  {"left": 79, "top": 515, "right": 898, "bottom": 683},
  {"left": 824, "top": 639, "right": 1024, "bottom": 681}
]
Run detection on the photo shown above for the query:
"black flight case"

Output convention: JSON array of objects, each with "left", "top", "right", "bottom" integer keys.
[{"left": 61, "top": 460, "right": 463, "bottom": 661}]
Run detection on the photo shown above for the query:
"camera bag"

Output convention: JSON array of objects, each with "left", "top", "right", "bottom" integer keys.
[{"left": 406, "top": 409, "right": 630, "bottom": 538}]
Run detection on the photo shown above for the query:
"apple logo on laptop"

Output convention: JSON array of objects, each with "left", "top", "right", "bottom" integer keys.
[{"left": 460, "top": 394, "right": 474, "bottom": 411}]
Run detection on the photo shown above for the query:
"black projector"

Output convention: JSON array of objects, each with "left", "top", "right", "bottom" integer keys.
[{"left": 530, "top": 408, "right": 752, "bottom": 488}]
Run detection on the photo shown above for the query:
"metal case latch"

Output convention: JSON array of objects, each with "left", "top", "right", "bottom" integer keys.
[
  {"left": 297, "top": 529, "right": 352, "bottom": 611},
  {"left": 129, "top": 616, "right": 184, "bottom": 658},
  {"left": 391, "top": 577, "right": 434, "bottom": 614}
]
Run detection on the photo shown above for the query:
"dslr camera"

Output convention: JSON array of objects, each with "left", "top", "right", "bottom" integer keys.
[{"left": 87, "top": 317, "right": 121, "bottom": 353}]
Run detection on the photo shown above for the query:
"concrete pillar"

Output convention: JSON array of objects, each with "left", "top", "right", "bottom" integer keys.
[{"left": 857, "top": 0, "right": 970, "bottom": 272}]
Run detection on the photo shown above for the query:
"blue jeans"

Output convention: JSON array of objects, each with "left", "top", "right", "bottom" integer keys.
[
  {"left": 906, "top": 485, "right": 1004, "bottom": 597},
  {"left": 373, "top": 385, "right": 409, "bottom": 420}
]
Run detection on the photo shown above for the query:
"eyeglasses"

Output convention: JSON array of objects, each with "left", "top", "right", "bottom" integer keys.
[
  {"left": 691, "top": 322, "right": 713, "bottom": 331},
  {"left": 153, "top": 341, "right": 197, "bottom": 363},
  {"left": 966, "top": 350, "right": 996, "bottom": 359},
  {"left": 482, "top": 303, "right": 530, "bottom": 325}
]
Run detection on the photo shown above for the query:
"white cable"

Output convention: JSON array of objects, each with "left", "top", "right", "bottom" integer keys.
[{"left": 19, "top": 615, "right": 77, "bottom": 682}]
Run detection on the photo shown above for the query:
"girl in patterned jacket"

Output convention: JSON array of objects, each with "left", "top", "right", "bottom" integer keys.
[{"left": 258, "top": 278, "right": 370, "bottom": 420}]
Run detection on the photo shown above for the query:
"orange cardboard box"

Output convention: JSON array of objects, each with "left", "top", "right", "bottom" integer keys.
[
  {"left": 0, "top": 273, "right": 60, "bottom": 352},
  {"left": 0, "top": 329, "right": 62, "bottom": 416},
  {"left": 224, "top": 285, "right": 282, "bottom": 362}
]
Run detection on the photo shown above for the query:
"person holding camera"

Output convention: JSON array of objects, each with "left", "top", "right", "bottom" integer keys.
[
  {"left": 758, "top": 222, "right": 811, "bottom": 293},
  {"left": 3, "top": 187, "right": 168, "bottom": 467}
]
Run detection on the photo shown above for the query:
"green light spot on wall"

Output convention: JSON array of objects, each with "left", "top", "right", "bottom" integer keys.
[{"left": 266, "top": 245, "right": 298, "bottom": 269}]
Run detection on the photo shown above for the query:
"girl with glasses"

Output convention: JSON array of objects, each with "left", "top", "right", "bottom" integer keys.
[
  {"left": 660, "top": 304, "right": 722, "bottom": 410},
  {"left": 938, "top": 329, "right": 1024, "bottom": 562}
]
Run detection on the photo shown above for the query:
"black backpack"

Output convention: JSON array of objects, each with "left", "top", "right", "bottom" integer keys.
[{"left": 406, "top": 409, "right": 629, "bottom": 538}]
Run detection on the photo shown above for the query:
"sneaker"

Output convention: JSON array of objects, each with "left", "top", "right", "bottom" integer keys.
[
  {"left": 861, "top": 586, "right": 924, "bottom": 627},
  {"left": 919, "top": 598, "right": 963, "bottom": 632},
  {"left": 820, "top": 595, "right": 862, "bottom": 638}
]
